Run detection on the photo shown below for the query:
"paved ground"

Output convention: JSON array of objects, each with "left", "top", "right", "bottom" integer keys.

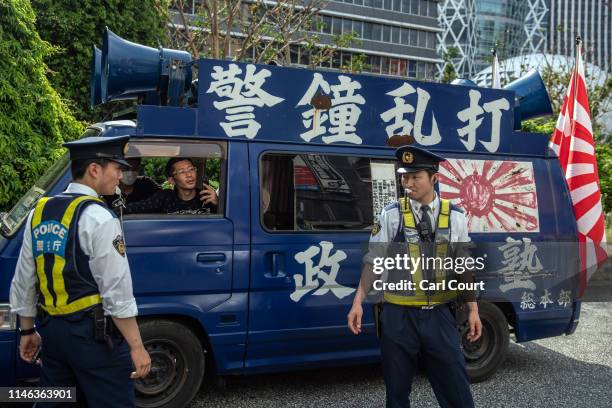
[{"left": 191, "top": 282, "right": 612, "bottom": 408}]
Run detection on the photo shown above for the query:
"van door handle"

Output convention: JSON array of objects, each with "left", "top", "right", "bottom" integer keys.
[
  {"left": 197, "top": 253, "right": 226, "bottom": 263},
  {"left": 264, "top": 252, "right": 286, "bottom": 278}
]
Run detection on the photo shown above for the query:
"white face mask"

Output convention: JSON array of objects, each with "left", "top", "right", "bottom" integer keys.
[{"left": 121, "top": 171, "right": 138, "bottom": 186}]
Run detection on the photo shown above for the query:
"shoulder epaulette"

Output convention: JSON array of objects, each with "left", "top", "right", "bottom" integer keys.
[
  {"left": 384, "top": 202, "right": 400, "bottom": 211},
  {"left": 450, "top": 203, "right": 464, "bottom": 214}
]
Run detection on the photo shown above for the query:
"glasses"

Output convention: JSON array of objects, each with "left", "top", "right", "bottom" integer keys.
[{"left": 173, "top": 166, "right": 197, "bottom": 177}]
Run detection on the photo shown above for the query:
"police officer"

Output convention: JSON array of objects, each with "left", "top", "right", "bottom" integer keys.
[
  {"left": 347, "top": 145, "right": 483, "bottom": 408},
  {"left": 9, "top": 135, "right": 151, "bottom": 407}
]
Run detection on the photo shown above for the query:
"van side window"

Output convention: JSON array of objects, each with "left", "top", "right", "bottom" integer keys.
[
  {"left": 261, "top": 153, "right": 393, "bottom": 231},
  {"left": 115, "top": 140, "right": 226, "bottom": 216}
]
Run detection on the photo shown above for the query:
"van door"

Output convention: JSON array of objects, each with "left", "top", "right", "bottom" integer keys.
[
  {"left": 246, "top": 142, "right": 392, "bottom": 370},
  {"left": 120, "top": 140, "right": 249, "bottom": 373}
]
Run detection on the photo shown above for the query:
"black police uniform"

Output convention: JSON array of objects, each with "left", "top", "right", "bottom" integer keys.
[
  {"left": 371, "top": 145, "right": 476, "bottom": 408},
  {"left": 9, "top": 136, "right": 139, "bottom": 407}
]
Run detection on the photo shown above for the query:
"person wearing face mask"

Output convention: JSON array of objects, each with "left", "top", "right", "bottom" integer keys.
[{"left": 104, "top": 158, "right": 160, "bottom": 207}]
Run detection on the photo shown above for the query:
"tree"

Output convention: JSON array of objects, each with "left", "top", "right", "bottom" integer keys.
[
  {"left": 30, "top": 0, "right": 170, "bottom": 122},
  {"left": 440, "top": 46, "right": 459, "bottom": 83},
  {"left": 595, "top": 143, "right": 612, "bottom": 214},
  {"left": 167, "top": 0, "right": 361, "bottom": 71},
  {"left": 515, "top": 52, "right": 611, "bottom": 142},
  {"left": 521, "top": 62, "right": 611, "bottom": 213},
  {"left": 0, "top": 0, "right": 83, "bottom": 211},
  {"left": 539, "top": 67, "right": 611, "bottom": 141}
]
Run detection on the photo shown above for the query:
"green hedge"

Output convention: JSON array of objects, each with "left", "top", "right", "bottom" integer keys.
[
  {"left": 523, "top": 118, "right": 612, "bottom": 214},
  {"left": 596, "top": 143, "right": 612, "bottom": 215},
  {"left": 0, "top": 0, "right": 83, "bottom": 211},
  {"left": 31, "top": 0, "right": 169, "bottom": 122}
]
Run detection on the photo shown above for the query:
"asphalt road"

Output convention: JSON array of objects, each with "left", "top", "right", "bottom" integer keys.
[{"left": 191, "top": 283, "right": 612, "bottom": 408}]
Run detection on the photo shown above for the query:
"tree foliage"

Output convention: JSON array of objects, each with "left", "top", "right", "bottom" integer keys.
[
  {"left": 538, "top": 65, "right": 611, "bottom": 141},
  {"left": 595, "top": 143, "right": 612, "bottom": 215},
  {"left": 168, "top": 0, "right": 362, "bottom": 72},
  {"left": 0, "top": 0, "right": 83, "bottom": 211},
  {"left": 519, "top": 51, "right": 611, "bottom": 213},
  {"left": 521, "top": 68, "right": 611, "bottom": 213},
  {"left": 30, "top": 0, "right": 170, "bottom": 122},
  {"left": 440, "top": 46, "right": 459, "bottom": 84},
  {"left": 522, "top": 117, "right": 610, "bottom": 213}
]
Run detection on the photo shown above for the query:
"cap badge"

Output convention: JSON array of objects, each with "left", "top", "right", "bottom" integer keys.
[{"left": 402, "top": 152, "right": 414, "bottom": 164}]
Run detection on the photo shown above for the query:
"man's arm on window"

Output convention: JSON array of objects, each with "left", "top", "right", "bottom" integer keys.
[{"left": 123, "top": 190, "right": 166, "bottom": 214}]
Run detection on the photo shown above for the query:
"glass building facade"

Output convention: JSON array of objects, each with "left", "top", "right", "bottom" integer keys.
[
  {"left": 438, "top": 0, "right": 550, "bottom": 78},
  {"left": 473, "top": 0, "right": 528, "bottom": 73},
  {"left": 548, "top": 0, "right": 611, "bottom": 73},
  {"left": 305, "top": 6, "right": 439, "bottom": 79}
]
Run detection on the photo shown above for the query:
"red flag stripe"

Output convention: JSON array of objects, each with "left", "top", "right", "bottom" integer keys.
[{"left": 549, "top": 44, "right": 607, "bottom": 296}]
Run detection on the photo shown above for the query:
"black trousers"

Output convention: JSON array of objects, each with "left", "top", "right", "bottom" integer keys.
[
  {"left": 380, "top": 303, "right": 475, "bottom": 408},
  {"left": 35, "top": 311, "right": 134, "bottom": 408}
]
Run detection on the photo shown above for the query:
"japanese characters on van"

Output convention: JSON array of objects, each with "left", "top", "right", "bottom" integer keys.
[
  {"left": 203, "top": 62, "right": 513, "bottom": 154},
  {"left": 202, "top": 62, "right": 570, "bottom": 307}
]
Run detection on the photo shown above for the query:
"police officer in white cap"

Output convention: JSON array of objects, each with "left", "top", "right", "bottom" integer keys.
[
  {"left": 347, "top": 145, "right": 482, "bottom": 408},
  {"left": 10, "top": 135, "right": 150, "bottom": 407}
]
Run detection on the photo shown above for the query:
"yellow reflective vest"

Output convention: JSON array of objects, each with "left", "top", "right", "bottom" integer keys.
[
  {"left": 383, "top": 198, "right": 459, "bottom": 306},
  {"left": 31, "top": 194, "right": 104, "bottom": 315}
]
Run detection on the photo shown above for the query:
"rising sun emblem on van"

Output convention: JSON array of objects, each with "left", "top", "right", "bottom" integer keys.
[{"left": 438, "top": 158, "right": 540, "bottom": 233}]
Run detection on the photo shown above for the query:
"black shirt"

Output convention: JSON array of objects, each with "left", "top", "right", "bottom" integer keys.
[
  {"left": 104, "top": 176, "right": 160, "bottom": 208},
  {"left": 122, "top": 188, "right": 217, "bottom": 215}
]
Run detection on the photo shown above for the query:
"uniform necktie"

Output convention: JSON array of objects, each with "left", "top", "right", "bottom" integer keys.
[
  {"left": 420, "top": 205, "right": 433, "bottom": 241},
  {"left": 420, "top": 204, "right": 435, "bottom": 289}
]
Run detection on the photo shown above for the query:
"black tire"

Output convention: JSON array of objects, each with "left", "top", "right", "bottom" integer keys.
[
  {"left": 135, "top": 319, "right": 205, "bottom": 408},
  {"left": 460, "top": 302, "right": 509, "bottom": 383}
]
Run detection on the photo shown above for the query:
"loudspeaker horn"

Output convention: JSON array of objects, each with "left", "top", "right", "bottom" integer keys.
[
  {"left": 504, "top": 69, "right": 553, "bottom": 129},
  {"left": 99, "top": 28, "right": 192, "bottom": 104}
]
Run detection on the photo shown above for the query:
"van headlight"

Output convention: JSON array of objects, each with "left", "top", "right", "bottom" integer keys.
[{"left": 0, "top": 304, "right": 16, "bottom": 330}]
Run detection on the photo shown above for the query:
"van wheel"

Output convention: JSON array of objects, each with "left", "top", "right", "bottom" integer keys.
[
  {"left": 135, "top": 320, "right": 205, "bottom": 408},
  {"left": 461, "top": 302, "right": 509, "bottom": 383}
]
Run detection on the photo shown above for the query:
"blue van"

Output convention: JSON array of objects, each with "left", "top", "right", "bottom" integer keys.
[{"left": 0, "top": 31, "right": 582, "bottom": 407}]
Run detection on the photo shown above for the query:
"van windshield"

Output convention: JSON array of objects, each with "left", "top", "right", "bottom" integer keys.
[{"left": 0, "top": 154, "right": 70, "bottom": 237}]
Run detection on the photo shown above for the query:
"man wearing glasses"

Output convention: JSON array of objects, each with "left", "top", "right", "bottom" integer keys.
[{"left": 122, "top": 158, "right": 218, "bottom": 215}]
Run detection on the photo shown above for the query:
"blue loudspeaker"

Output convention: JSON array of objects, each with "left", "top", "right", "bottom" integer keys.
[
  {"left": 450, "top": 78, "right": 478, "bottom": 87},
  {"left": 90, "top": 46, "right": 102, "bottom": 108},
  {"left": 90, "top": 43, "right": 155, "bottom": 109},
  {"left": 504, "top": 69, "right": 553, "bottom": 129},
  {"left": 98, "top": 27, "right": 192, "bottom": 105}
]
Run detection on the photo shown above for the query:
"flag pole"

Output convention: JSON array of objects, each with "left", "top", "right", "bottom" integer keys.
[
  {"left": 570, "top": 36, "right": 582, "bottom": 139},
  {"left": 491, "top": 47, "right": 497, "bottom": 88}
]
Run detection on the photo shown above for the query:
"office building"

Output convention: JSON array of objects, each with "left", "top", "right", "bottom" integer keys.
[
  {"left": 438, "top": 0, "right": 550, "bottom": 78},
  {"left": 548, "top": 0, "right": 611, "bottom": 73},
  {"left": 171, "top": 0, "right": 443, "bottom": 80}
]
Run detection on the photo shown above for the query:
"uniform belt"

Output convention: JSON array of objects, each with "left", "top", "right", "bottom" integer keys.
[
  {"left": 37, "top": 304, "right": 123, "bottom": 340},
  {"left": 396, "top": 302, "right": 449, "bottom": 310}
]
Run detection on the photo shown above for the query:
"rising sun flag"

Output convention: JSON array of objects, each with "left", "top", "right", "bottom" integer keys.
[{"left": 548, "top": 37, "right": 608, "bottom": 297}]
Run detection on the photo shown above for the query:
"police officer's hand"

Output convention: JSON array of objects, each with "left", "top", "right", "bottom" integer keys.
[
  {"left": 347, "top": 303, "right": 363, "bottom": 335},
  {"left": 466, "top": 310, "right": 482, "bottom": 342},
  {"left": 129, "top": 345, "right": 151, "bottom": 379},
  {"left": 19, "top": 331, "right": 41, "bottom": 364},
  {"left": 199, "top": 183, "right": 218, "bottom": 206}
]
